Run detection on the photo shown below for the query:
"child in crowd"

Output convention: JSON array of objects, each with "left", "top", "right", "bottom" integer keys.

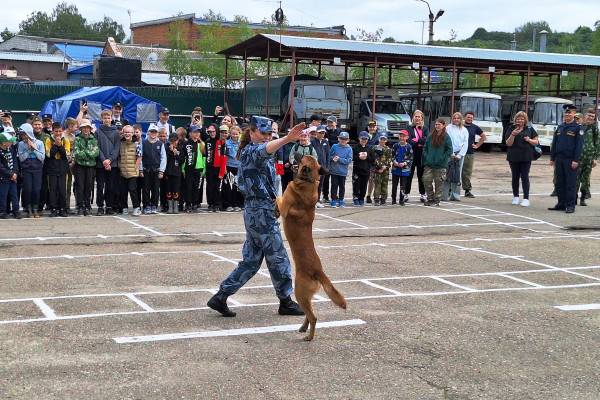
[
  {"left": 95, "top": 110, "right": 120, "bottom": 215},
  {"left": 391, "top": 130, "right": 414, "bottom": 206},
  {"left": 352, "top": 131, "right": 372, "bottom": 206},
  {"left": 165, "top": 130, "right": 185, "bottom": 214},
  {"left": 119, "top": 125, "right": 142, "bottom": 216},
  {"left": 17, "top": 124, "right": 45, "bottom": 218},
  {"left": 371, "top": 134, "right": 393, "bottom": 206},
  {"left": 45, "top": 122, "right": 71, "bottom": 217},
  {"left": 72, "top": 120, "right": 98, "bottom": 216},
  {"left": 289, "top": 127, "right": 318, "bottom": 168},
  {"left": 225, "top": 125, "right": 243, "bottom": 211},
  {"left": 63, "top": 117, "right": 78, "bottom": 213},
  {"left": 205, "top": 124, "right": 228, "bottom": 212},
  {"left": 132, "top": 125, "right": 145, "bottom": 211},
  {"left": 0, "top": 132, "right": 20, "bottom": 219},
  {"left": 158, "top": 128, "right": 169, "bottom": 212},
  {"left": 140, "top": 124, "right": 166, "bottom": 214},
  {"left": 311, "top": 125, "right": 330, "bottom": 208},
  {"left": 183, "top": 126, "right": 206, "bottom": 212},
  {"left": 328, "top": 131, "right": 353, "bottom": 207}
]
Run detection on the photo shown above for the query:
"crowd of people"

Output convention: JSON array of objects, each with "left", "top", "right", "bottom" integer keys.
[{"left": 0, "top": 101, "right": 598, "bottom": 219}]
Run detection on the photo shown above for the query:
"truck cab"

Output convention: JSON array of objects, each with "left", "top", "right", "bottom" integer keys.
[{"left": 292, "top": 82, "right": 349, "bottom": 127}]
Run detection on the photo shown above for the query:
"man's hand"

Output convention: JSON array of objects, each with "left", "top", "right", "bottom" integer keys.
[
  {"left": 158, "top": 172, "right": 164, "bottom": 179},
  {"left": 571, "top": 161, "right": 579, "bottom": 170},
  {"left": 285, "top": 122, "right": 307, "bottom": 143},
  {"left": 214, "top": 105, "right": 223, "bottom": 115}
]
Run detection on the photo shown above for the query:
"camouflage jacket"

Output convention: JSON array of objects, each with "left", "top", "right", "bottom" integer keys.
[
  {"left": 581, "top": 123, "right": 600, "bottom": 162},
  {"left": 370, "top": 145, "right": 393, "bottom": 172},
  {"left": 73, "top": 134, "right": 100, "bottom": 167}
]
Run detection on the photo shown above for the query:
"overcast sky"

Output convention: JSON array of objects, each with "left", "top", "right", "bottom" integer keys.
[{"left": 3, "top": 0, "right": 598, "bottom": 44}]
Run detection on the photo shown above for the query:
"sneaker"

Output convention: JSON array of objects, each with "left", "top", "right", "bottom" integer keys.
[
  {"left": 83, "top": 208, "right": 90, "bottom": 216},
  {"left": 511, "top": 197, "right": 520, "bottom": 205},
  {"left": 13, "top": 212, "right": 22, "bottom": 219},
  {"left": 50, "top": 209, "right": 58, "bottom": 218},
  {"left": 565, "top": 207, "right": 575, "bottom": 214},
  {"left": 322, "top": 196, "right": 330, "bottom": 202},
  {"left": 278, "top": 297, "right": 305, "bottom": 316},
  {"left": 0, "top": 214, "right": 7, "bottom": 219},
  {"left": 374, "top": 199, "right": 380, "bottom": 206},
  {"left": 338, "top": 200, "right": 345, "bottom": 208},
  {"left": 143, "top": 206, "right": 152, "bottom": 215},
  {"left": 151, "top": 206, "right": 159, "bottom": 214},
  {"left": 225, "top": 207, "right": 234, "bottom": 212},
  {"left": 330, "top": 200, "right": 337, "bottom": 208},
  {"left": 366, "top": 196, "right": 372, "bottom": 204},
  {"left": 520, "top": 199, "right": 530, "bottom": 207},
  {"left": 132, "top": 207, "right": 142, "bottom": 216},
  {"left": 316, "top": 201, "right": 325, "bottom": 208},
  {"left": 358, "top": 200, "right": 364, "bottom": 206},
  {"left": 96, "top": 207, "right": 105, "bottom": 216},
  {"left": 404, "top": 195, "right": 410, "bottom": 202},
  {"left": 77, "top": 207, "right": 84, "bottom": 216},
  {"left": 59, "top": 209, "right": 68, "bottom": 217},
  {"left": 352, "top": 199, "right": 359, "bottom": 206},
  {"left": 122, "top": 208, "right": 129, "bottom": 215},
  {"left": 465, "top": 191, "right": 475, "bottom": 198},
  {"left": 233, "top": 207, "right": 242, "bottom": 212},
  {"left": 420, "top": 194, "right": 427, "bottom": 203}
]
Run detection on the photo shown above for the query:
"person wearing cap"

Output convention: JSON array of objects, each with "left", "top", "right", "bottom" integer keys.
[
  {"left": 45, "top": 122, "right": 71, "bottom": 217},
  {"left": 406, "top": 110, "right": 429, "bottom": 203},
  {"left": 311, "top": 125, "right": 330, "bottom": 208},
  {"left": 225, "top": 125, "right": 244, "bottom": 211},
  {"left": 576, "top": 108, "right": 600, "bottom": 206},
  {"left": 204, "top": 124, "right": 228, "bottom": 212},
  {"left": 1, "top": 110, "right": 13, "bottom": 129},
  {"left": 462, "top": 111, "right": 486, "bottom": 198},
  {"left": 323, "top": 115, "right": 340, "bottom": 203},
  {"left": 207, "top": 122, "right": 307, "bottom": 318},
  {"left": 163, "top": 129, "right": 186, "bottom": 214},
  {"left": 442, "top": 112, "right": 469, "bottom": 202},
  {"left": 391, "top": 130, "right": 413, "bottom": 206},
  {"left": 329, "top": 131, "right": 353, "bottom": 207},
  {"left": 370, "top": 133, "right": 393, "bottom": 206},
  {"left": 289, "top": 128, "right": 318, "bottom": 169},
  {"left": 72, "top": 119, "right": 99, "bottom": 216},
  {"left": 352, "top": 131, "right": 373, "bottom": 206},
  {"left": 156, "top": 108, "right": 176, "bottom": 135},
  {"left": 0, "top": 130, "right": 20, "bottom": 219},
  {"left": 140, "top": 124, "right": 167, "bottom": 214},
  {"left": 309, "top": 114, "right": 322, "bottom": 128},
  {"left": 549, "top": 104, "right": 583, "bottom": 213},
  {"left": 94, "top": 110, "right": 121, "bottom": 215},
  {"left": 17, "top": 123, "right": 45, "bottom": 218},
  {"left": 111, "top": 102, "right": 130, "bottom": 127},
  {"left": 41, "top": 114, "right": 53, "bottom": 136},
  {"left": 182, "top": 125, "right": 206, "bottom": 213}
]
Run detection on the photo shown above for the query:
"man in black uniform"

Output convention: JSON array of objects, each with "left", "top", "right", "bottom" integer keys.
[{"left": 549, "top": 104, "right": 583, "bottom": 214}]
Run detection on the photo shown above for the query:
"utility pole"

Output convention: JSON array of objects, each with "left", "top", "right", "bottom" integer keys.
[
  {"left": 416, "top": 0, "right": 444, "bottom": 45},
  {"left": 414, "top": 20, "right": 426, "bottom": 44}
]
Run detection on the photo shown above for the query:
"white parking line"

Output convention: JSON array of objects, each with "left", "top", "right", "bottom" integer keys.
[
  {"left": 125, "top": 294, "right": 155, "bottom": 312},
  {"left": 32, "top": 299, "right": 57, "bottom": 320},
  {"left": 112, "top": 216, "right": 164, "bottom": 236},
  {"left": 498, "top": 273, "right": 544, "bottom": 288},
  {"left": 554, "top": 303, "right": 600, "bottom": 311},
  {"left": 316, "top": 213, "right": 368, "bottom": 229},
  {"left": 113, "top": 319, "right": 367, "bottom": 344},
  {"left": 430, "top": 277, "right": 476, "bottom": 292}
]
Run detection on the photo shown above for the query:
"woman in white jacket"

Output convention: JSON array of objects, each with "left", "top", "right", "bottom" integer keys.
[{"left": 443, "top": 112, "right": 469, "bottom": 201}]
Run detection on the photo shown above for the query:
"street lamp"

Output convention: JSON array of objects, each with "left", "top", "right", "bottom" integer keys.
[{"left": 416, "top": 0, "right": 444, "bottom": 45}]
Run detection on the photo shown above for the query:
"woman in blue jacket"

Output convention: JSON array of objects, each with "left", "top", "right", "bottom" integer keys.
[{"left": 328, "top": 131, "right": 353, "bottom": 208}]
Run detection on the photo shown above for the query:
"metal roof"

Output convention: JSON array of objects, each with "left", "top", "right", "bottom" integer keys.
[
  {"left": 0, "top": 51, "right": 67, "bottom": 63},
  {"left": 220, "top": 34, "right": 600, "bottom": 73},
  {"left": 52, "top": 43, "right": 103, "bottom": 63}
]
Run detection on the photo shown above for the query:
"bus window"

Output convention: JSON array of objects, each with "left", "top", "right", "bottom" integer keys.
[
  {"left": 460, "top": 97, "right": 501, "bottom": 121},
  {"left": 532, "top": 103, "right": 564, "bottom": 125}
]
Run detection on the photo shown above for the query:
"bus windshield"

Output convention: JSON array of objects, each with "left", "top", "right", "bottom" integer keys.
[
  {"left": 303, "top": 85, "right": 346, "bottom": 100},
  {"left": 374, "top": 101, "right": 408, "bottom": 115},
  {"left": 459, "top": 97, "right": 501, "bottom": 121},
  {"left": 532, "top": 103, "right": 566, "bottom": 125}
]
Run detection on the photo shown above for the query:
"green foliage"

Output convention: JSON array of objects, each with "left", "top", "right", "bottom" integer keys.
[
  {"left": 1, "top": 28, "right": 15, "bottom": 42},
  {"left": 17, "top": 2, "right": 125, "bottom": 41}
]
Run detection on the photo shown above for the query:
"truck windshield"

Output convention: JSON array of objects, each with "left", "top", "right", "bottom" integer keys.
[
  {"left": 532, "top": 102, "right": 566, "bottom": 125},
  {"left": 373, "top": 101, "right": 407, "bottom": 115},
  {"left": 303, "top": 85, "right": 345, "bottom": 100},
  {"left": 459, "top": 97, "right": 501, "bottom": 121}
]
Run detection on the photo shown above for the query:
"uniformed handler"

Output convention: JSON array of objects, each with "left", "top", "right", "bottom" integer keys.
[
  {"left": 548, "top": 104, "right": 583, "bottom": 214},
  {"left": 207, "top": 122, "right": 307, "bottom": 317},
  {"left": 576, "top": 108, "right": 600, "bottom": 206}
]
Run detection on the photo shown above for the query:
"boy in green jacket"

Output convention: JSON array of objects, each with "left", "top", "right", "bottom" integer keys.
[{"left": 72, "top": 119, "right": 99, "bottom": 215}]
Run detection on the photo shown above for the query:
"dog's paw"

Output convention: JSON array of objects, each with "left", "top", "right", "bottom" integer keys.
[
  {"left": 298, "top": 326, "right": 307, "bottom": 333},
  {"left": 303, "top": 335, "right": 313, "bottom": 342}
]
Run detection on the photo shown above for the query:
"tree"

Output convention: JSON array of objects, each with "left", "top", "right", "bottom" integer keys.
[
  {"left": 514, "top": 21, "right": 552, "bottom": 50},
  {"left": 89, "top": 16, "right": 126, "bottom": 42},
  {"left": 592, "top": 24, "right": 600, "bottom": 56},
  {"left": 202, "top": 9, "right": 226, "bottom": 22},
  {"left": 355, "top": 27, "right": 383, "bottom": 42},
  {"left": 1, "top": 28, "right": 14, "bottom": 42}
]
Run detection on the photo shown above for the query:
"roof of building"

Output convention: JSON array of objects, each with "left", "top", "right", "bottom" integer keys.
[
  {"left": 220, "top": 34, "right": 600, "bottom": 73},
  {"left": 51, "top": 43, "right": 103, "bottom": 63},
  {"left": 0, "top": 51, "right": 67, "bottom": 64},
  {"left": 14, "top": 35, "right": 105, "bottom": 47},
  {"left": 68, "top": 64, "right": 93, "bottom": 74},
  {"left": 130, "top": 13, "right": 345, "bottom": 36}
]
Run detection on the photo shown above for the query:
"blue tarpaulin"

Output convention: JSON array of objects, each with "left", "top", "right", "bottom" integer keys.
[{"left": 40, "top": 86, "right": 164, "bottom": 129}]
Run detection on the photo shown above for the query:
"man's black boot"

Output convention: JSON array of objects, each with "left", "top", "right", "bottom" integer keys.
[
  {"left": 278, "top": 296, "right": 305, "bottom": 316},
  {"left": 207, "top": 292, "right": 236, "bottom": 317},
  {"left": 580, "top": 193, "right": 587, "bottom": 206}
]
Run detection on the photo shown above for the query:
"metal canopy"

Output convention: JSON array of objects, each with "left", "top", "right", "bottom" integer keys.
[{"left": 220, "top": 34, "right": 600, "bottom": 73}]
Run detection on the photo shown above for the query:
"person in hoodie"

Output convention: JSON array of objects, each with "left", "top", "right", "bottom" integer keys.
[
  {"left": 72, "top": 119, "right": 99, "bottom": 216},
  {"left": 352, "top": 131, "right": 373, "bottom": 206},
  {"left": 118, "top": 125, "right": 142, "bottom": 216},
  {"left": 443, "top": 112, "right": 469, "bottom": 201},
  {"left": 225, "top": 125, "right": 243, "bottom": 211},
  {"left": 311, "top": 125, "right": 331, "bottom": 208},
  {"left": 45, "top": 122, "right": 71, "bottom": 217},
  {"left": 0, "top": 131, "right": 20, "bottom": 219},
  {"left": 205, "top": 124, "right": 228, "bottom": 212},
  {"left": 164, "top": 130, "right": 186, "bottom": 214},
  {"left": 391, "top": 130, "right": 414, "bottom": 206},
  {"left": 182, "top": 126, "right": 206, "bottom": 213},
  {"left": 32, "top": 116, "right": 50, "bottom": 213},
  {"left": 17, "top": 123, "right": 45, "bottom": 218},
  {"left": 140, "top": 124, "right": 167, "bottom": 214},
  {"left": 423, "top": 119, "right": 453, "bottom": 207},
  {"left": 95, "top": 110, "right": 121, "bottom": 215},
  {"left": 328, "top": 131, "right": 353, "bottom": 208}
]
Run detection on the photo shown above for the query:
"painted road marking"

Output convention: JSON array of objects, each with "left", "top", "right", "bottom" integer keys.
[
  {"left": 32, "top": 299, "right": 57, "bottom": 320},
  {"left": 113, "top": 319, "right": 367, "bottom": 344},
  {"left": 112, "top": 216, "right": 164, "bottom": 236},
  {"left": 554, "top": 303, "right": 600, "bottom": 311}
]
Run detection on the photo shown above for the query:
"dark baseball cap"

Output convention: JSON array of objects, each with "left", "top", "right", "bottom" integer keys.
[
  {"left": 42, "top": 114, "right": 53, "bottom": 121},
  {"left": 1, "top": 110, "right": 11, "bottom": 117},
  {"left": 113, "top": 102, "right": 123, "bottom": 108},
  {"left": 562, "top": 104, "right": 577, "bottom": 112},
  {"left": 160, "top": 108, "right": 170, "bottom": 115}
]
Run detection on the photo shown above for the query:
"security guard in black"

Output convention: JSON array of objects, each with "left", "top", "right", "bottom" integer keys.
[{"left": 549, "top": 105, "right": 583, "bottom": 213}]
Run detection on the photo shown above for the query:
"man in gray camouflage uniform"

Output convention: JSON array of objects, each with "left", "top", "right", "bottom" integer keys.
[
  {"left": 577, "top": 108, "right": 600, "bottom": 206},
  {"left": 208, "top": 122, "right": 306, "bottom": 317}
]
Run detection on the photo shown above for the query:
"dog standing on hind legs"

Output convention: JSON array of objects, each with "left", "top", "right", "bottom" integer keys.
[{"left": 276, "top": 154, "right": 347, "bottom": 341}]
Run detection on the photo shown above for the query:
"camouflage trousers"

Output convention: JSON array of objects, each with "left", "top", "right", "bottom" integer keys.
[
  {"left": 219, "top": 206, "right": 293, "bottom": 299},
  {"left": 373, "top": 172, "right": 389, "bottom": 201},
  {"left": 576, "top": 159, "right": 594, "bottom": 195}
]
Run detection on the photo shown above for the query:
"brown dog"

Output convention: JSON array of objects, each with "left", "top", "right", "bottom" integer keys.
[{"left": 276, "top": 154, "right": 347, "bottom": 341}]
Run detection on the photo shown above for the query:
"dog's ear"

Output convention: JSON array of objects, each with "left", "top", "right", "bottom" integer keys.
[
  {"left": 294, "top": 152, "right": 303, "bottom": 165},
  {"left": 318, "top": 166, "right": 329, "bottom": 176}
]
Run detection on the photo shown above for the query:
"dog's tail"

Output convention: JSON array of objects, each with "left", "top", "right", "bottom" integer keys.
[{"left": 317, "top": 271, "right": 347, "bottom": 309}]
